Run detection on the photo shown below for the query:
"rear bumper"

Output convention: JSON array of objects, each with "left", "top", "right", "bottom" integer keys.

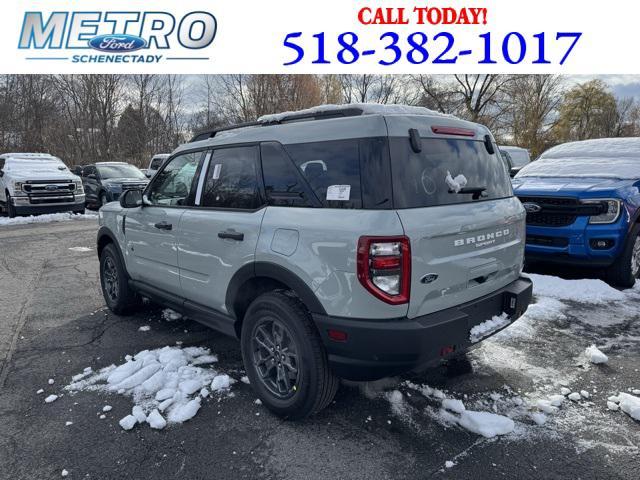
[{"left": 313, "top": 276, "right": 533, "bottom": 381}]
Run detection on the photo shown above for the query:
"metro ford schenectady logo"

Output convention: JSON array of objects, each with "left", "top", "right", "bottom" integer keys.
[
  {"left": 88, "top": 34, "right": 146, "bottom": 53},
  {"left": 18, "top": 11, "right": 216, "bottom": 64}
]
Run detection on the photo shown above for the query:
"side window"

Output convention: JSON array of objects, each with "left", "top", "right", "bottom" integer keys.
[
  {"left": 83, "top": 166, "right": 95, "bottom": 177},
  {"left": 260, "top": 142, "right": 313, "bottom": 207},
  {"left": 147, "top": 151, "right": 202, "bottom": 206},
  {"left": 284, "top": 140, "right": 362, "bottom": 209},
  {"left": 201, "top": 146, "right": 261, "bottom": 209},
  {"left": 150, "top": 157, "right": 164, "bottom": 170}
]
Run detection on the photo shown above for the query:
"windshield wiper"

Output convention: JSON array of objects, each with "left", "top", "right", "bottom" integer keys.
[{"left": 449, "top": 186, "right": 487, "bottom": 200}]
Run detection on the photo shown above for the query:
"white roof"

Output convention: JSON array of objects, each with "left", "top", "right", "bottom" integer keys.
[
  {"left": 541, "top": 138, "right": 640, "bottom": 160},
  {"left": 257, "top": 103, "right": 454, "bottom": 124},
  {"left": 517, "top": 138, "right": 640, "bottom": 180},
  {"left": 1, "top": 152, "right": 59, "bottom": 160}
]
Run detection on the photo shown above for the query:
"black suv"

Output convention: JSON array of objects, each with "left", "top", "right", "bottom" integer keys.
[{"left": 82, "top": 162, "right": 149, "bottom": 208}]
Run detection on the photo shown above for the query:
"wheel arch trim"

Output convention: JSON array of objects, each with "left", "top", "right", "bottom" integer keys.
[{"left": 225, "top": 262, "right": 327, "bottom": 320}]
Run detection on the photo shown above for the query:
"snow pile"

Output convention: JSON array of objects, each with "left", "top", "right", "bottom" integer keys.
[
  {"left": 517, "top": 138, "right": 640, "bottom": 180},
  {"left": 585, "top": 345, "right": 609, "bottom": 364},
  {"left": 257, "top": 103, "right": 453, "bottom": 124},
  {"left": 608, "top": 393, "right": 640, "bottom": 421},
  {"left": 403, "top": 383, "right": 515, "bottom": 438},
  {"left": 528, "top": 274, "right": 625, "bottom": 304},
  {"left": 445, "top": 171, "right": 468, "bottom": 193},
  {"left": 162, "top": 309, "right": 183, "bottom": 321},
  {"left": 0, "top": 211, "right": 96, "bottom": 227},
  {"left": 66, "top": 346, "right": 232, "bottom": 430},
  {"left": 469, "top": 313, "right": 510, "bottom": 343},
  {"left": 458, "top": 410, "right": 515, "bottom": 438},
  {"left": 68, "top": 246, "right": 92, "bottom": 252}
]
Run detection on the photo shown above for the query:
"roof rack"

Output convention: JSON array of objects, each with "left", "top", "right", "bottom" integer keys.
[{"left": 189, "top": 106, "right": 365, "bottom": 143}]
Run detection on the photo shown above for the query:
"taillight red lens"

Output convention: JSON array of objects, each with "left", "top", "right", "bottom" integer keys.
[{"left": 357, "top": 236, "right": 411, "bottom": 305}]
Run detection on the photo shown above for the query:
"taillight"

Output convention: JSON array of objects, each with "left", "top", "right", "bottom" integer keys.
[{"left": 357, "top": 236, "right": 411, "bottom": 305}]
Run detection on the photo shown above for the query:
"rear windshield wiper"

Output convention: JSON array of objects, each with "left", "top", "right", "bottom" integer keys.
[{"left": 449, "top": 186, "right": 487, "bottom": 200}]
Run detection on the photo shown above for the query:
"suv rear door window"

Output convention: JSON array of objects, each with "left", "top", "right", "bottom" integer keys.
[
  {"left": 390, "top": 138, "right": 513, "bottom": 208},
  {"left": 260, "top": 142, "right": 314, "bottom": 208},
  {"left": 284, "top": 140, "right": 362, "bottom": 209},
  {"left": 201, "top": 146, "right": 262, "bottom": 210}
]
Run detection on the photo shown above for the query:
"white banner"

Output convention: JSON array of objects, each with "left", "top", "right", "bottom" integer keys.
[{"left": 1, "top": 0, "right": 638, "bottom": 73}]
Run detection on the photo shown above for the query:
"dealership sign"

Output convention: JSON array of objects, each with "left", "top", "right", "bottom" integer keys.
[{"left": 18, "top": 10, "right": 217, "bottom": 64}]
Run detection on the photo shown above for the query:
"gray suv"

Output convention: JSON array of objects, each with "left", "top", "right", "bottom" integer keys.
[{"left": 97, "top": 104, "right": 532, "bottom": 418}]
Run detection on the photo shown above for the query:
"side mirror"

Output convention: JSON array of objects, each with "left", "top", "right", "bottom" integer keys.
[{"left": 120, "top": 189, "right": 143, "bottom": 208}]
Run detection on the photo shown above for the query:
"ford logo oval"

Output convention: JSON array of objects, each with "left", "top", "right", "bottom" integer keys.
[
  {"left": 88, "top": 34, "right": 146, "bottom": 53},
  {"left": 522, "top": 202, "right": 542, "bottom": 214}
]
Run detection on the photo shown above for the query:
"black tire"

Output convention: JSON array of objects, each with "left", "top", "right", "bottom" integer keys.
[
  {"left": 99, "top": 243, "right": 139, "bottom": 314},
  {"left": 6, "top": 193, "right": 16, "bottom": 218},
  {"left": 444, "top": 353, "right": 473, "bottom": 377},
  {"left": 241, "top": 291, "right": 338, "bottom": 419},
  {"left": 605, "top": 224, "right": 640, "bottom": 289}
]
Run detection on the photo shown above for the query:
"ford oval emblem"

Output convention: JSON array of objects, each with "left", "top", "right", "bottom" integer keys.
[
  {"left": 420, "top": 273, "right": 439, "bottom": 284},
  {"left": 89, "top": 34, "right": 146, "bottom": 53},
  {"left": 522, "top": 202, "right": 542, "bottom": 214}
]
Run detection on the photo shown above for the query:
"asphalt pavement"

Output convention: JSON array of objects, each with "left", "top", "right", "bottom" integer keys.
[{"left": 0, "top": 218, "right": 638, "bottom": 480}]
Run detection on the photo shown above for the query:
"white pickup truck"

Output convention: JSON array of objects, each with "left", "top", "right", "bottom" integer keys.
[{"left": 0, "top": 153, "right": 85, "bottom": 218}]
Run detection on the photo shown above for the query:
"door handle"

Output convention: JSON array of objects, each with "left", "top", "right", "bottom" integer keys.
[
  {"left": 218, "top": 230, "right": 244, "bottom": 241},
  {"left": 154, "top": 221, "right": 172, "bottom": 231}
]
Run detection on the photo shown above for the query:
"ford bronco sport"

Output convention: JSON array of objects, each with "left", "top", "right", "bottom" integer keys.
[{"left": 97, "top": 104, "right": 532, "bottom": 418}]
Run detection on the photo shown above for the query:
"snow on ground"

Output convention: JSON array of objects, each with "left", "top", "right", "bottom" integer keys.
[
  {"left": 584, "top": 345, "right": 609, "bottom": 364},
  {"left": 374, "top": 272, "right": 640, "bottom": 456},
  {"left": 527, "top": 273, "right": 626, "bottom": 304},
  {"left": 65, "top": 346, "right": 232, "bottom": 430},
  {"left": 609, "top": 393, "right": 640, "bottom": 421},
  {"left": 68, "top": 246, "right": 92, "bottom": 252},
  {"left": 162, "top": 309, "right": 183, "bottom": 322},
  {"left": 0, "top": 211, "right": 97, "bottom": 227}
]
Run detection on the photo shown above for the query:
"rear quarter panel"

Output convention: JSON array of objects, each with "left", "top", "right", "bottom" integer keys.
[{"left": 256, "top": 207, "right": 408, "bottom": 319}]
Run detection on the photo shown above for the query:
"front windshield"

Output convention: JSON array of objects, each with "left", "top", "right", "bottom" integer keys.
[{"left": 97, "top": 164, "right": 146, "bottom": 180}]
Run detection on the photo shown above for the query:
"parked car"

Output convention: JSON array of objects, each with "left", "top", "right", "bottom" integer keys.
[
  {"left": 513, "top": 137, "right": 640, "bottom": 287},
  {"left": 71, "top": 165, "right": 84, "bottom": 176},
  {"left": 143, "top": 153, "right": 171, "bottom": 178},
  {"left": 0, "top": 153, "right": 85, "bottom": 218},
  {"left": 82, "top": 162, "right": 149, "bottom": 209},
  {"left": 97, "top": 104, "right": 532, "bottom": 418},
  {"left": 499, "top": 146, "right": 531, "bottom": 177}
]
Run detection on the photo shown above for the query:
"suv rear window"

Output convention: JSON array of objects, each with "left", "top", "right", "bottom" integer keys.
[
  {"left": 284, "top": 140, "right": 362, "bottom": 209},
  {"left": 390, "top": 138, "right": 512, "bottom": 208}
]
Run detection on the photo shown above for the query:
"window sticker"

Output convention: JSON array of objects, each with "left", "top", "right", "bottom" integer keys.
[
  {"left": 326, "top": 184, "right": 351, "bottom": 201},
  {"left": 212, "top": 163, "right": 222, "bottom": 179}
]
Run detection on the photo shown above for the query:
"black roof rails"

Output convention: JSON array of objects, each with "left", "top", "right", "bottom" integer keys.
[{"left": 189, "top": 106, "right": 365, "bottom": 143}]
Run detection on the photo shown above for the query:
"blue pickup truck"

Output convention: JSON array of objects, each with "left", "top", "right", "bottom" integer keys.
[{"left": 512, "top": 138, "right": 640, "bottom": 288}]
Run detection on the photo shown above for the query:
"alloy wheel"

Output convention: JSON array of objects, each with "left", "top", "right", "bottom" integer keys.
[
  {"left": 102, "top": 256, "right": 119, "bottom": 302},
  {"left": 251, "top": 317, "right": 300, "bottom": 399}
]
